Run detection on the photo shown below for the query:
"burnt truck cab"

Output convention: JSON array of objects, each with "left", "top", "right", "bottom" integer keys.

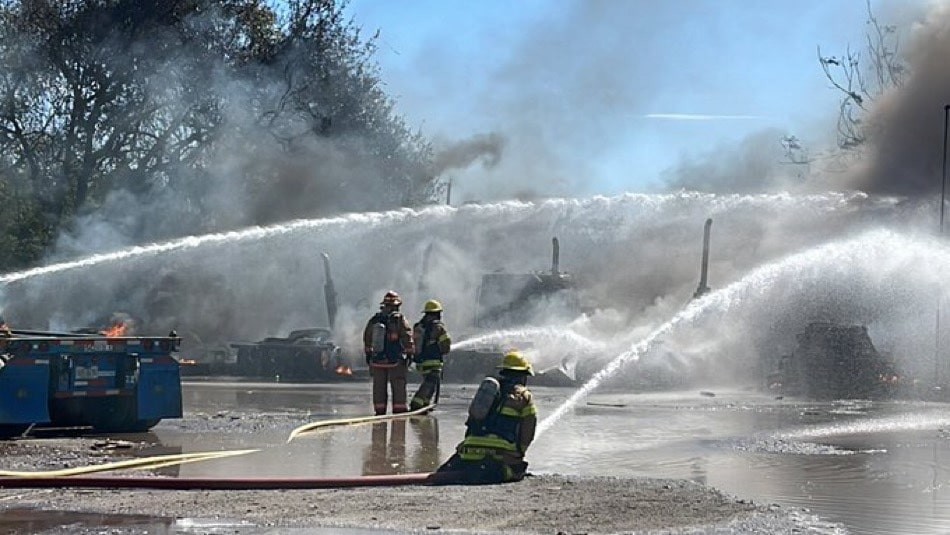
[{"left": 0, "top": 330, "right": 182, "bottom": 437}]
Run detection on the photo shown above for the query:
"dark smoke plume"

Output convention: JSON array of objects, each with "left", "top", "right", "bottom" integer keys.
[
  {"left": 431, "top": 133, "right": 505, "bottom": 175},
  {"left": 843, "top": 3, "right": 950, "bottom": 195}
]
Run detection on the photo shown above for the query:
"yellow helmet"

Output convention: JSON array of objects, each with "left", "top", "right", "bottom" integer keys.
[
  {"left": 498, "top": 350, "right": 534, "bottom": 375},
  {"left": 423, "top": 299, "right": 443, "bottom": 313}
]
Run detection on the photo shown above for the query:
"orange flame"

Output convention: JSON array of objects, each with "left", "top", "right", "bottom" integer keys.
[
  {"left": 335, "top": 365, "right": 353, "bottom": 376},
  {"left": 101, "top": 322, "right": 127, "bottom": 338}
]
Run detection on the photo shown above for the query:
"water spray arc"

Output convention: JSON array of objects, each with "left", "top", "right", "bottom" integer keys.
[
  {"left": 0, "top": 206, "right": 458, "bottom": 286},
  {"left": 0, "top": 191, "right": 884, "bottom": 289},
  {"left": 772, "top": 412, "right": 950, "bottom": 441},
  {"left": 454, "top": 327, "right": 608, "bottom": 355},
  {"left": 536, "top": 229, "right": 950, "bottom": 437}
]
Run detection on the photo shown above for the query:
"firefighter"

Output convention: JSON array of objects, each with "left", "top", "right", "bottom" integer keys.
[
  {"left": 363, "top": 291, "right": 415, "bottom": 415},
  {"left": 410, "top": 299, "right": 452, "bottom": 411},
  {"left": 435, "top": 350, "right": 537, "bottom": 484}
]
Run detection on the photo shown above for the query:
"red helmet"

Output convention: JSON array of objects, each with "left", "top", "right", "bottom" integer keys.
[{"left": 380, "top": 291, "right": 402, "bottom": 307}]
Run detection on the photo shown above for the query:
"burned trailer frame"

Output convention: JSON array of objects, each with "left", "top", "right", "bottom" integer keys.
[{"left": 0, "top": 330, "right": 182, "bottom": 437}]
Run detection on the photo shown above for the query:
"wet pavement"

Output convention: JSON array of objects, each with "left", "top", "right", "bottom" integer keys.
[
  {"left": 3, "top": 381, "right": 950, "bottom": 534},
  {"left": 535, "top": 390, "right": 950, "bottom": 535}
]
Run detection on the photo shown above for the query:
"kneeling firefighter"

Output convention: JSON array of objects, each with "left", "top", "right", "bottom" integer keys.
[
  {"left": 410, "top": 299, "right": 452, "bottom": 411},
  {"left": 436, "top": 351, "right": 537, "bottom": 484}
]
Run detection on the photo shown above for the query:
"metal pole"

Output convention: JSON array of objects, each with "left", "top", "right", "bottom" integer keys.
[
  {"left": 693, "top": 219, "right": 712, "bottom": 299},
  {"left": 941, "top": 105, "right": 949, "bottom": 233},
  {"left": 937, "top": 105, "right": 949, "bottom": 389}
]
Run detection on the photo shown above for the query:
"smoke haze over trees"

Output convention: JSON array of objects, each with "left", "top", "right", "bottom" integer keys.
[{"left": 0, "top": 0, "right": 439, "bottom": 271}]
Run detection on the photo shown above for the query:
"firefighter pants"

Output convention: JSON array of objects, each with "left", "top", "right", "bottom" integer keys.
[
  {"left": 410, "top": 370, "right": 441, "bottom": 411},
  {"left": 370, "top": 363, "right": 408, "bottom": 415},
  {"left": 434, "top": 452, "right": 528, "bottom": 485}
]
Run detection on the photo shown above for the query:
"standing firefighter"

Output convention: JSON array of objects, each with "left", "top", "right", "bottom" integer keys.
[
  {"left": 436, "top": 350, "right": 537, "bottom": 484},
  {"left": 363, "top": 291, "right": 415, "bottom": 415},
  {"left": 410, "top": 299, "right": 452, "bottom": 411}
]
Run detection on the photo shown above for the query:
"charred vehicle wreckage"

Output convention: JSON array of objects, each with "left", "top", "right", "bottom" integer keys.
[{"left": 766, "top": 322, "right": 901, "bottom": 400}]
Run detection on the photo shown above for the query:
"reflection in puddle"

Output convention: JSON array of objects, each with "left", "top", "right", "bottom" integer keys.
[
  {"left": 362, "top": 418, "right": 443, "bottom": 475},
  {"left": 0, "top": 508, "right": 394, "bottom": 534},
  {"left": 0, "top": 508, "right": 170, "bottom": 534}
]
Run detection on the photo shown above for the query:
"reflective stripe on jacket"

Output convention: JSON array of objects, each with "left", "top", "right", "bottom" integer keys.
[
  {"left": 459, "top": 381, "right": 536, "bottom": 461},
  {"left": 412, "top": 318, "right": 451, "bottom": 369}
]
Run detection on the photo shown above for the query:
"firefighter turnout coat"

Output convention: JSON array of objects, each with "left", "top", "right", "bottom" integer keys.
[
  {"left": 456, "top": 379, "right": 537, "bottom": 481},
  {"left": 412, "top": 318, "right": 451, "bottom": 372}
]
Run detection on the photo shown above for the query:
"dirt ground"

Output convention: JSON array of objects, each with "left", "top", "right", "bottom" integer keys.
[{"left": 0, "top": 437, "right": 841, "bottom": 534}]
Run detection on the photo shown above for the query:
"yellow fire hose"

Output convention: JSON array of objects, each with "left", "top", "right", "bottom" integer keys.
[
  {"left": 0, "top": 449, "right": 260, "bottom": 478},
  {"left": 287, "top": 403, "right": 436, "bottom": 443},
  {"left": 0, "top": 405, "right": 436, "bottom": 478}
]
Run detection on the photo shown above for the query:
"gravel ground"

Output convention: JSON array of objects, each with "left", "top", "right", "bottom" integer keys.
[{"left": 0, "top": 437, "right": 846, "bottom": 534}]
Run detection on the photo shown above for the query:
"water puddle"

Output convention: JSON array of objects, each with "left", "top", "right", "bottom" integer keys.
[
  {"left": 0, "top": 508, "right": 171, "bottom": 534},
  {"left": 0, "top": 508, "right": 392, "bottom": 534}
]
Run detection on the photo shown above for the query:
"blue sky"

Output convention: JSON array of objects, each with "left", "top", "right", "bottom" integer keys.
[{"left": 346, "top": 0, "right": 921, "bottom": 202}]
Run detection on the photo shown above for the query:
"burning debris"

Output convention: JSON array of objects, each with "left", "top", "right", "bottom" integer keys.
[
  {"left": 73, "top": 313, "right": 136, "bottom": 338},
  {"left": 101, "top": 319, "right": 131, "bottom": 338}
]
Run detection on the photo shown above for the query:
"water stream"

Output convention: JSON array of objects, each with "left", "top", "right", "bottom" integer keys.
[{"left": 538, "top": 228, "right": 950, "bottom": 435}]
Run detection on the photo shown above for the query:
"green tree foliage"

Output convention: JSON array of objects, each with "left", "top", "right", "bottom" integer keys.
[{"left": 0, "top": 0, "right": 436, "bottom": 271}]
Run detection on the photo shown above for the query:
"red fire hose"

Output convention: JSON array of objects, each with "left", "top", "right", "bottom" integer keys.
[{"left": 0, "top": 471, "right": 459, "bottom": 490}]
